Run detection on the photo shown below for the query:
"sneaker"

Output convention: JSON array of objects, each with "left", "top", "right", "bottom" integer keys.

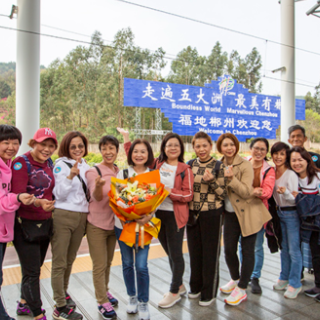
[
  {"left": 16, "top": 301, "right": 46, "bottom": 316},
  {"left": 66, "top": 292, "right": 76, "bottom": 309},
  {"left": 315, "top": 294, "right": 320, "bottom": 303},
  {"left": 284, "top": 285, "right": 301, "bottom": 299},
  {"left": 178, "top": 284, "right": 187, "bottom": 295},
  {"left": 158, "top": 292, "right": 181, "bottom": 308},
  {"left": 250, "top": 278, "right": 262, "bottom": 294},
  {"left": 188, "top": 292, "right": 201, "bottom": 299},
  {"left": 53, "top": 306, "right": 83, "bottom": 320},
  {"left": 304, "top": 287, "right": 320, "bottom": 298},
  {"left": 126, "top": 296, "right": 138, "bottom": 314},
  {"left": 199, "top": 298, "right": 215, "bottom": 306},
  {"left": 220, "top": 279, "right": 239, "bottom": 294},
  {"left": 273, "top": 280, "right": 288, "bottom": 291},
  {"left": 16, "top": 301, "right": 31, "bottom": 316},
  {"left": 224, "top": 287, "right": 247, "bottom": 306},
  {"left": 107, "top": 292, "right": 118, "bottom": 307},
  {"left": 98, "top": 303, "right": 117, "bottom": 320},
  {"left": 138, "top": 302, "right": 150, "bottom": 320}
]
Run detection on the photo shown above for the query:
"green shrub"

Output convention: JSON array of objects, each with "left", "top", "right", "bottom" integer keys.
[{"left": 51, "top": 154, "right": 59, "bottom": 164}]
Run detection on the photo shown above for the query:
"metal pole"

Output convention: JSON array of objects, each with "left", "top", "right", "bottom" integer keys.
[
  {"left": 16, "top": 0, "right": 41, "bottom": 154},
  {"left": 280, "top": 0, "right": 295, "bottom": 142}
]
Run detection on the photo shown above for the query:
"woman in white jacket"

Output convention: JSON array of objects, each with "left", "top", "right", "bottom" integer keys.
[{"left": 51, "top": 131, "right": 90, "bottom": 320}]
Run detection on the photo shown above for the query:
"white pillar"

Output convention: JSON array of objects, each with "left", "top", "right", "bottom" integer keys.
[
  {"left": 16, "top": 0, "right": 41, "bottom": 154},
  {"left": 280, "top": 0, "right": 295, "bottom": 142}
]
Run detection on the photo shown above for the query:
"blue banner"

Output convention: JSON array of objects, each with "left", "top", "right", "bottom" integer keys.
[{"left": 123, "top": 76, "right": 305, "bottom": 142}]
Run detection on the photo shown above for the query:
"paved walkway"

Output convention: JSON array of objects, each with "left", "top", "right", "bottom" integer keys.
[{"left": 1, "top": 242, "right": 319, "bottom": 320}]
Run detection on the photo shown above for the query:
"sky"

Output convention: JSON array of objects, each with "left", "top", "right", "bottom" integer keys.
[{"left": 0, "top": 0, "right": 319, "bottom": 97}]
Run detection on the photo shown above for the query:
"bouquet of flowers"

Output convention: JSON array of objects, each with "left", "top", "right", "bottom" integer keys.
[{"left": 108, "top": 170, "right": 169, "bottom": 249}]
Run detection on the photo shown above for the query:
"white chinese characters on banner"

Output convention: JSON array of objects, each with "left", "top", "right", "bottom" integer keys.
[
  {"left": 250, "top": 96, "right": 259, "bottom": 110},
  {"left": 142, "top": 83, "right": 158, "bottom": 101},
  {"left": 196, "top": 89, "right": 209, "bottom": 105},
  {"left": 194, "top": 116, "right": 207, "bottom": 127},
  {"left": 178, "top": 115, "right": 192, "bottom": 126},
  {"left": 224, "top": 118, "right": 234, "bottom": 128},
  {"left": 263, "top": 97, "right": 271, "bottom": 112},
  {"left": 179, "top": 89, "right": 192, "bottom": 102},
  {"left": 237, "top": 119, "right": 248, "bottom": 129},
  {"left": 235, "top": 94, "right": 246, "bottom": 109},
  {"left": 161, "top": 85, "right": 175, "bottom": 102},
  {"left": 209, "top": 117, "right": 222, "bottom": 127}
]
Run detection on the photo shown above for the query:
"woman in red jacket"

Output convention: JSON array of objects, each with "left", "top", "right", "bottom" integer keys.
[{"left": 118, "top": 128, "right": 194, "bottom": 309}]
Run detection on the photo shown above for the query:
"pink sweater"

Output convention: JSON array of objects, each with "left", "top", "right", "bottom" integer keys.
[
  {"left": 0, "top": 158, "right": 20, "bottom": 243},
  {"left": 85, "top": 164, "right": 119, "bottom": 230}
]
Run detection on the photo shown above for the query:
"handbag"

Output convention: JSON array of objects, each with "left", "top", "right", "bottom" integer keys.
[{"left": 17, "top": 216, "right": 53, "bottom": 242}]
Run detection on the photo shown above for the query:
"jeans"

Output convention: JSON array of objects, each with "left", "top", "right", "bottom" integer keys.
[
  {"left": 278, "top": 209, "right": 302, "bottom": 289},
  {"left": 223, "top": 211, "right": 257, "bottom": 289},
  {"left": 1, "top": 242, "right": 13, "bottom": 320},
  {"left": 239, "top": 227, "right": 265, "bottom": 279},
  {"left": 187, "top": 209, "right": 223, "bottom": 300},
  {"left": 309, "top": 231, "right": 320, "bottom": 288},
  {"left": 13, "top": 219, "right": 49, "bottom": 317},
  {"left": 156, "top": 210, "right": 185, "bottom": 294},
  {"left": 115, "top": 227, "right": 149, "bottom": 302}
]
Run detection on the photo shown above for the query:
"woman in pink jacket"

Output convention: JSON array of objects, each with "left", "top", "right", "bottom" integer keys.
[
  {"left": 239, "top": 137, "right": 275, "bottom": 295},
  {"left": 0, "top": 125, "right": 34, "bottom": 320},
  {"left": 118, "top": 129, "right": 194, "bottom": 309}
]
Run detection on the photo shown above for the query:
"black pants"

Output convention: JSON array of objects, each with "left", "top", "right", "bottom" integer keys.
[
  {"left": 13, "top": 219, "right": 50, "bottom": 317},
  {"left": 187, "top": 209, "right": 223, "bottom": 300},
  {"left": 309, "top": 231, "right": 320, "bottom": 288},
  {"left": 223, "top": 211, "right": 257, "bottom": 289},
  {"left": 156, "top": 210, "right": 185, "bottom": 294}
]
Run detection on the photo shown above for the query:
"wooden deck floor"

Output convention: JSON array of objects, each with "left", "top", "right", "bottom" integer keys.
[{"left": 1, "top": 242, "right": 319, "bottom": 320}]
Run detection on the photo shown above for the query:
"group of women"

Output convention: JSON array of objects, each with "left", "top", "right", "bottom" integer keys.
[{"left": 0, "top": 124, "right": 319, "bottom": 320}]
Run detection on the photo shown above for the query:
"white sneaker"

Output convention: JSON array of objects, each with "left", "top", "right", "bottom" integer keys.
[
  {"left": 138, "top": 302, "right": 150, "bottom": 320},
  {"left": 273, "top": 279, "right": 288, "bottom": 291},
  {"left": 220, "top": 279, "right": 239, "bottom": 294},
  {"left": 158, "top": 292, "right": 181, "bottom": 308},
  {"left": 284, "top": 285, "right": 302, "bottom": 299},
  {"left": 199, "top": 298, "right": 215, "bottom": 306},
  {"left": 188, "top": 292, "right": 201, "bottom": 299},
  {"left": 178, "top": 284, "right": 187, "bottom": 295},
  {"left": 126, "top": 296, "right": 138, "bottom": 314},
  {"left": 224, "top": 286, "right": 247, "bottom": 306}
]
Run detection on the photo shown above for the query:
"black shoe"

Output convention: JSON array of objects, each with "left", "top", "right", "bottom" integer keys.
[
  {"left": 304, "top": 287, "right": 320, "bottom": 298},
  {"left": 315, "top": 294, "right": 320, "bottom": 303},
  {"left": 251, "top": 278, "right": 262, "bottom": 294},
  {"left": 66, "top": 292, "right": 76, "bottom": 309}
]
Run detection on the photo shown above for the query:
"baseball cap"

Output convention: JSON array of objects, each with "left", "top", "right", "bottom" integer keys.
[{"left": 33, "top": 128, "right": 58, "bottom": 145}]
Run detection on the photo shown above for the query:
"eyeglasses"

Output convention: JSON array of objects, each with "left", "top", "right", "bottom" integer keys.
[
  {"left": 70, "top": 144, "right": 85, "bottom": 150},
  {"left": 253, "top": 146, "right": 267, "bottom": 153},
  {"left": 166, "top": 144, "right": 180, "bottom": 149}
]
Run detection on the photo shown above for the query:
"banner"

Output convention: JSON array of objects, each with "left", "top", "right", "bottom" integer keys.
[{"left": 123, "top": 76, "right": 305, "bottom": 142}]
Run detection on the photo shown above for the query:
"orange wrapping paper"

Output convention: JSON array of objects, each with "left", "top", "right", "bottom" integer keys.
[{"left": 108, "top": 170, "right": 169, "bottom": 247}]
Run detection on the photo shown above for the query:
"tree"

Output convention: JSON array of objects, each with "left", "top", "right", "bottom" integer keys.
[
  {"left": 0, "top": 80, "right": 11, "bottom": 98},
  {"left": 205, "top": 41, "right": 228, "bottom": 81},
  {"left": 298, "top": 109, "right": 320, "bottom": 142}
]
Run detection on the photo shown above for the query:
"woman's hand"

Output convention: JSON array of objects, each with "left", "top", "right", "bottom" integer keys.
[
  {"left": 95, "top": 176, "right": 106, "bottom": 188},
  {"left": 203, "top": 169, "right": 214, "bottom": 182},
  {"left": 253, "top": 187, "right": 263, "bottom": 197},
  {"left": 165, "top": 187, "right": 171, "bottom": 194},
  {"left": 67, "top": 158, "right": 80, "bottom": 180},
  {"left": 36, "top": 199, "right": 55, "bottom": 212},
  {"left": 136, "top": 215, "right": 151, "bottom": 226},
  {"left": 18, "top": 193, "right": 35, "bottom": 205},
  {"left": 117, "top": 127, "right": 130, "bottom": 143},
  {"left": 291, "top": 191, "right": 299, "bottom": 198},
  {"left": 277, "top": 186, "right": 286, "bottom": 194},
  {"left": 224, "top": 165, "right": 234, "bottom": 181}
]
